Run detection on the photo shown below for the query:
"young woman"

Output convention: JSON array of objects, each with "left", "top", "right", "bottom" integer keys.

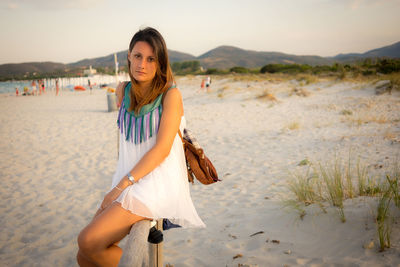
[{"left": 77, "top": 27, "right": 205, "bottom": 267}]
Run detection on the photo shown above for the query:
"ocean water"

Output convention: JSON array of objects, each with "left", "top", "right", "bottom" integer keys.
[
  {"left": 0, "top": 74, "right": 128, "bottom": 95},
  {"left": 0, "top": 81, "right": 32, "bottom": 94}
]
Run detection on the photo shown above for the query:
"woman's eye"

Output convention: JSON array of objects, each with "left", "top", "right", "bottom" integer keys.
[
  {"left": 134, "top": 54, "right": 141, "bottom": 59},
  {"left": 147, "top": 57, "right": 155, "bottom": 62}
]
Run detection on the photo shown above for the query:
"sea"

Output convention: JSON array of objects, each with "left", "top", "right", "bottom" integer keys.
[
  {"left": 0, "top": 74, "right": 129, "bottom": 95},
  {"left": 0, "top": 80, "right": 33, "bottom": 94}
]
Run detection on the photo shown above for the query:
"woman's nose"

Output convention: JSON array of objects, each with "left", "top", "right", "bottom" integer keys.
[{"left": 138, "top": 58, "right": 146, "bottom": 69}]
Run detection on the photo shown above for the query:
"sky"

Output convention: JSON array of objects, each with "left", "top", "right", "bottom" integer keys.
[{"left": 0, "top": 0, "right": 399, "bottom": 64}]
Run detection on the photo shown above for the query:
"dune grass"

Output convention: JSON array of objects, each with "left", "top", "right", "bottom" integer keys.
[
  {"left": 295, "top": 74, "right": 319, "bottom": 85},
  {"left": 319, "top": 161, "right": 346, "bottom": 222},
  {"left": 287, "top": 169, "right": 321, "bottom": 205},
  {"left": 283, "top": 121, "right": 301, "bottom": 131},
  {"left": 376, "top": 185, "right": 393, "bottom": 251},
  {"left": 285, "top": 155, "right": 400, "bottom": 252},
  {"left": 256, "top": 90, "right": 277, "bottom": 102},
  {"left": 376, "top": 167, "right": 399, "bottom": 252}
]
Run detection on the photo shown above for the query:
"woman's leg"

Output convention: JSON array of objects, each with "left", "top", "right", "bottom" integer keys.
[{"left": 77, "top": 202, "right": 148, "bottom": 267}]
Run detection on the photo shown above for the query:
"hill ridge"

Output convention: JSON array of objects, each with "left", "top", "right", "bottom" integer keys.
[{"left": 1, "top": 41, "right": 399, "bottom": 78}]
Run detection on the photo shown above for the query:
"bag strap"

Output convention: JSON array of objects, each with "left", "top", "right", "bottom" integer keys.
[{"left": 178, "top": 129, "right": 184, "bottom": 143}]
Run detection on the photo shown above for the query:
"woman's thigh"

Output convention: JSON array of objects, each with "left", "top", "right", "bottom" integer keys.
[{"left": 78, "top": 202, "right": 147, "bottom": 251}]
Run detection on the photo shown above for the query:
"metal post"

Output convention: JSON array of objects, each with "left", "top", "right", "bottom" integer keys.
[{"left": 149, "top": 219, "right": 163, "bottom": 267}]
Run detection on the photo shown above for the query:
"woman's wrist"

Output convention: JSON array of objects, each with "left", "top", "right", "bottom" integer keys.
[
  {"left": 126, "top": 173, "right": 136, "bottom": 185},
  {"left": 115, "top": 174, "right": 136, "bottom": 190}
]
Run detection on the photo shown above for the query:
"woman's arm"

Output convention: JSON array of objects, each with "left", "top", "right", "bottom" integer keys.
[
  {"left": 122, "top": 87, "right": 183, "bottom": 186},
  {"left": 100, "top": 88, "right": 184, "bottom": 209}
]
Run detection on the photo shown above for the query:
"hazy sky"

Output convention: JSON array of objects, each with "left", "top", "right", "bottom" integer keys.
[{"left": 1, "top": 0, "right": 399, "bottom": 64}]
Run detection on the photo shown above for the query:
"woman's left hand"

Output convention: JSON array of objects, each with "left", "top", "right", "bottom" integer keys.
[{"left": 100, "top": 187, "right": 123, "bottom": 211}]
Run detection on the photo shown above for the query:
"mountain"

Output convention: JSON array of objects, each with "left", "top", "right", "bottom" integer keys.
[
  {"left": 0, "top": 50, "right": 197, "bottom": 78},
  {"left": 197, "top": 46, "right": 332, "bottom": 69},
  {"left": 69, "top": 49, "right": 196, "bottom": 69},
  {"left": 1, "top": 41, "right": 399, "bottom": 78},
  {"left": 0, "top": 62, "right": 67, "bottom": 78},
  {"left": 333, "top": 41, "right": 400, "bottom": 62}
]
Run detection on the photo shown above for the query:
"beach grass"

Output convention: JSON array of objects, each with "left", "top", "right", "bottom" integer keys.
[
  {"left": 295, "top": 74, "right": 319, "bottom": 85},
  {"left": 357, "top": 160, "right": 382, "bottom": 196},
  {"left": 286, "top": 155, "right": 400, "bottom": 251},
  {"left": 256, "top": 90, "right": 277, "bottom": 101},
  {"left": 282, "top": 199, "right": 307, "bottom": 220},
  {"left": 283, "top": 121, "right": 301, "bottom": 131},
  {"left": 376, "top": 164, "right": 400, "bottom": 251},
  {"left": 376, "top": 188, "right": 393, "bottom": 251},
  {"left": 319, "top": 161, "right": 346, "bottom": 222},
  {"left": 288, "top": 168, "right": 321, "bottom": 205}
]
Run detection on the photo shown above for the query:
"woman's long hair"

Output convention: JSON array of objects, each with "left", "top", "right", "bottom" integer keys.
[{"left": 127, "top": 27, "right": 174, "bottom": 114}]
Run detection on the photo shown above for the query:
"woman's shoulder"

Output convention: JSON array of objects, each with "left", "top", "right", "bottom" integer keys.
[
  {"left": 116, "top": 81, "right": 129, "bottom": 108},
  {"left": 163, "top": 86, "right": 182, "bottom": 103},
  {"left": 163, "top": 86, "right": 183, "bottom": 116},
  {"left": 116, "top": 81, "right": 130, "bottom": 104}
]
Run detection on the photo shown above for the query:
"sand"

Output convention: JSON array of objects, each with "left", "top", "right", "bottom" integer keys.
[{"left": 0, "top": 75, "right": 399, "bottom": 266}]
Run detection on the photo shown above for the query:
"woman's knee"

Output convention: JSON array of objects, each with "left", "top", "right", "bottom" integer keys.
[{"left": 77, "top": 227, "right": 98, "bottom": 256}]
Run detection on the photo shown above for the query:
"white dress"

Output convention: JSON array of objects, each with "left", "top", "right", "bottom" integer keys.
[{"left": 110, "top": 85, "right": 205, "bottom": 228}]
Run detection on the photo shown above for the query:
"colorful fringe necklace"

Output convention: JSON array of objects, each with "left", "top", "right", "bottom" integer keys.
[{"left": 117, "top": 83, "right": 174, "bottom": 144}]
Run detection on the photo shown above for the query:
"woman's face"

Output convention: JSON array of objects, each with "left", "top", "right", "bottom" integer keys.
[{"left": 128, "top": 41, "right": 157, "bottom": 86}]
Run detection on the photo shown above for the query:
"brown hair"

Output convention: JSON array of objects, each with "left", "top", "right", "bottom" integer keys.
[{"left": 127, "top": 27, "right": 174, "bottom": 114}]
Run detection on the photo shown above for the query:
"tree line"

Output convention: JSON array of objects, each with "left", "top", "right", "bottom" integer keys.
[{"left": 1, "top": 58, "right": 399, "bottom": 81}]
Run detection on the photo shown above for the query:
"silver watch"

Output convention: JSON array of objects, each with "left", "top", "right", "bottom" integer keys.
[{"left": 127, "top": 173, "right": 135, "bottom": 185}]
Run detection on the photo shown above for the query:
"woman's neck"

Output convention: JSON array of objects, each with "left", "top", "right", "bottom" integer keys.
[{"left": 137, "top": 81, "right": 152, "bottom": 95}]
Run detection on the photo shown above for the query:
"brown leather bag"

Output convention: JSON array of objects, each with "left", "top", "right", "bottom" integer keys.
[{"left": 178, "top": 130, "right": 219, "bottom": 185}]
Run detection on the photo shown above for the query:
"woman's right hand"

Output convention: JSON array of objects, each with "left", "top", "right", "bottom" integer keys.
[{"left": 99, "top": 187, "right": 123, "bottom": 211}]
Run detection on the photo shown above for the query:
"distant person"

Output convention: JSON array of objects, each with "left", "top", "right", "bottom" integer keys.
[
  {"left": 31, "top": 81, "right": 37, "bottom": 96},
  {"left": 15, "top": 87, "right": 19, "bottom": 96},
  {"left": 41, "top": 80, "right": 45, "bottom": 94},
  {"left": 77, "top": 27, "right": 205, "bottom": 267},
  {"left": 39, "top": 80, "right": 42, "bottom": 95},
  {"left": 88, "top": 79, "right": 92, "bottom": 94},
  {"left": 205, "top": 75, "right": 211, "bottom": 92},
  {"left": 23, "top": 86, "right": 30, "bottom": 96},
  {"left": 200, "top": 78, "right": 205, "bottom": 91},
  {"left": 56, "top": 79, "right": 60, "bottom": 96}
]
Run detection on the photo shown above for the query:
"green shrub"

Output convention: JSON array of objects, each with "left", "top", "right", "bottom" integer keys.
[
  {"left": 229, "top": 66, "right": 249, "bottom": 73},
  {"left": 206, "top": 68, "right": 220, "bottom": 74},
  {"left": 362, "top": 70, "right": 375, "bottom": 76},
  {"left": 172, "top": 60, "right": 200, "bottom": 74},
  {"left": 376, "top": 59, "right": 400, "bottom": 74},
  {"left": 260, "top": 64, "right": 311, "bottom": 74}
]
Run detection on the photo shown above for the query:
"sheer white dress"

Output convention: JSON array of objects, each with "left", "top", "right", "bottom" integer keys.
[{"left": 110, "top": 85, "right": 205, "bottom": 228}]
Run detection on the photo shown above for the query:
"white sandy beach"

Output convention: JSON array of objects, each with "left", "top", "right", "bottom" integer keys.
[{"left": 1, "top": 75, "right": 399, "bottom": 266}]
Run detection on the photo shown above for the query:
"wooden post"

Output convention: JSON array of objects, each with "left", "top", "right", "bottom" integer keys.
[{"left": 149, "top": 219, "right": 163, "bottom": 267}]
